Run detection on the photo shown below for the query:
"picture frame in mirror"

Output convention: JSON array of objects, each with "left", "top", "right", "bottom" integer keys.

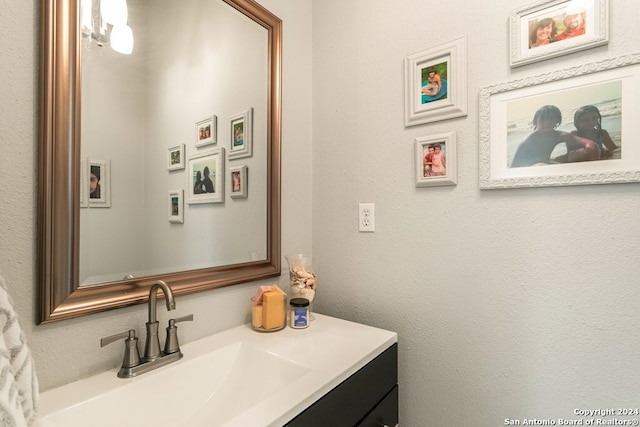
[
  {"left": 195, "top": 115, "right": 217, "bottom": 148},
  {"left": 88, "top": 159, "right": 111, "bottom": 208},
  {"left": 187, "top": 148, "right": 225, "bottom": 204},
  {"left": 167, "top": 144, "right": 185, "bottom": 171},
  {"left": 228, "top": 108, "right": 253, "bottom": 159},
  {"left": 230, "top": 165, "right": 248, "bottom": 199},
  {"left": 168, "top": 189, "right": 184, "bottom": 223}
]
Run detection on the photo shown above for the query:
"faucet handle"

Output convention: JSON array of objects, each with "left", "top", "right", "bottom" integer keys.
[
  {"left": 100, "top": 329, "right": 141, "bottom": 370},
  {"left": 164, "top": 314, "right": 194, "bottom": 355},
  {"left": 171, "top": 314, "right": 194, "bottom": 325}
]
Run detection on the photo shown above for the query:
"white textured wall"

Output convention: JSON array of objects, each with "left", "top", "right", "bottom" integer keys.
[
  {"left": 4, "top": 0, "right": 640, "bottom": 425},
  {"left": 311, "top": 1, "right": 640, "bottom": 426},
  {"left": 0, "top": 0, "right": 312, "bottom": 391}
]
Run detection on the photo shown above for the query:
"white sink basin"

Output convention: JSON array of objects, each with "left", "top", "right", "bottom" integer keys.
[
  {"left": 35, "top": 314, "right": 397, "bottom": 427},
  {"left": 37, "top": 342, "right": 309, "bottom": 427}
]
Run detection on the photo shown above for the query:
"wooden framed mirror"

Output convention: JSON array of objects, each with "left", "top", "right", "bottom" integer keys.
[{"left": 37, "top": 0, "right": 281, "bottom": 323}]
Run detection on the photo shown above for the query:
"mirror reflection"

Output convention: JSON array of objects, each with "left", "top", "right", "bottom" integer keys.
[{"left": 79, "top": 0, "right": 268, "bottom": 285}]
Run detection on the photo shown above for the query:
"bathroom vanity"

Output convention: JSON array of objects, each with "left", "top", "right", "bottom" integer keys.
[{"left": 35, "top": 314, "right": 398, "bottom": 426}]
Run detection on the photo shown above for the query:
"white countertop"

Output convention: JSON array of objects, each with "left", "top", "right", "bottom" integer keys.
[{"left": 35, "top": 314, "right": 397, "bottom": 427}]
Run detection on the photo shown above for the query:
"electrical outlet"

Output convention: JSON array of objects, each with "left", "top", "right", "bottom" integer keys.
[{"left": 359, "top": 203, "right": 375, "bottom": 232}]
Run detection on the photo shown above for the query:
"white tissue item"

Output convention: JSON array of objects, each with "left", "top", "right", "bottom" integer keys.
[{"left": 0, "top": 274, "right": 39, "bottom": 426}]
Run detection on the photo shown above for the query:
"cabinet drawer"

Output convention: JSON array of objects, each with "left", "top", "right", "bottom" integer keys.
[
  {"left": 358, "top": 385, "right": 398, "bottom": 427},
  {"left": 285, "top": 343, "right": 397, "bottom": 427}
]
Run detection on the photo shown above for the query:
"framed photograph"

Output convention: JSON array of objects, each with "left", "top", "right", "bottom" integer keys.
[
  {"left": 510, "top": 0, "right": 609, "bottom": 68},
  {"left": 228, "top": 108, "right": 253, "bottom": 159},
  {"left": 195, "top": 115, "right": 217, "bottom": 147},
  {"left": 167, "top": 144, "right": 185, "bottom": 171},
  {"left": 79, "top": 158, "right": 88, "bottom": 208},
  {"left": 479, "top": 53, "right": 640, "bottom": 189},
  {"left": 186, "top": 148, "right": 225, "bottom": 204},
  {"left": 168, "top": 190, "right": 184, "bottom": 223},
  {"left": 415, "top": 131, "right": 457, "bottom": 187},
  {"left": 230, "top": 165, "right": 248, "bottom": 199},
  {"left": 88, "top": 159, "right": 111, "bottom": 207},
  {"left": 404, "top": 37, "right": 467, "bottom": 127}
]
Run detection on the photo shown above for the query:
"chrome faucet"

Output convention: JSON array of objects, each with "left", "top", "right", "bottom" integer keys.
[
  {"left": 100, "top": 280, "right": 193, "bottom": 378},
  {"left": 144, "top": 280, "right": 176, "bottom": 362}
]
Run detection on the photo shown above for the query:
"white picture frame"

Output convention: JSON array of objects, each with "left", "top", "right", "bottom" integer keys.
[
  {"left": 88, "top": 159, "right": 111, "bottom": 208},
  {"left": 230, "top": 165, "right": 248, "bottom": 199},
  {"left": 415, "top": 131, "right": 457, "bottom": 187},
  {"left": 479, "top": 52, "right": 640, "bottom": 189},
  {"left": 195, "top": 115, "right": 217, "bottom": 148},
  {"left": 186, "top": 148, "right": 225, "bottom": 204},
  {"left": 228, "top": 108, "right": 253, "bottom": 159},
  {"left": 168, "top": 189, "right": 184, "bottom": 223},
  {"left": 167, "top": 144, "right": 185, "bottom": 171},
  {"left": 404, "top": 37, "right": 467, "bottom": 127},
  {"left": 510, "top": 0, "right": 609, "bottom": 68}
]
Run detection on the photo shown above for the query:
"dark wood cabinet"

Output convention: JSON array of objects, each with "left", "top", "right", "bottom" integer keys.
[{"left": 285, "top": 343, "right": 398, "bottom": 427}]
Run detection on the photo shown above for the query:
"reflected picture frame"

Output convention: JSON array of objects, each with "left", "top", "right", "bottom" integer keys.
[
  {"left": 510, "top": 0, "right": 609, "bottom": 68},
  {"left": 195, "top": 115, "right": 217, "bottom": 148},
  {"left": 167, "top": 144, "right": 185, "bottom": 171},
  {"left": 415, "top": 131, "right": 457, "bottom": 187},
  {"left": 228, "top": 108, "right": 253, "bottom": 159},
  {"left": 230, "top": 165, "right": 248, "bottom": 199},
  {"left": 168, "top": 189, "right": 184, "bottom": 223},
  {"left": 479, "top": 52, "right": 640, "bottom": 189},
  {"left": 87, "top": 159, "right": 111, "bottom": 208},
  {"left": 404, "top": 37, "right": 467, "bottom": 126},
  {"left": 186, "top": 148, "right": 225, "bottom": 204}
]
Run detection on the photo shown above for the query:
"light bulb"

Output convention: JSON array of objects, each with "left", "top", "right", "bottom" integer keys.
[
  {"left": 110, "top": 24, "right": 133, "bottom": 54},
  {"left": 101, "top": 0, "right": 128, "bottom": 26}
]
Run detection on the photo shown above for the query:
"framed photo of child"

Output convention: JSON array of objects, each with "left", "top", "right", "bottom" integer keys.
[
  {"left": 509, "top": 0, "right": 609, "bottom": 68},
  {"left": 228, "top": 108, "right": 253, "bottom": 159},
  {"left": 404, "top": 37, "right": 467, "bottom": 127},
  {"left": 195, "top": 115, "right": 217, "bottom": 148},
  {"left": 479, "top": 53, "right": 640, "bottom": 189},
  {"left": 229, "top": 165, "right": 248, "bottom": 198},
  {"left": 415, "top": 132, "right": 457, "bottom": 188}
]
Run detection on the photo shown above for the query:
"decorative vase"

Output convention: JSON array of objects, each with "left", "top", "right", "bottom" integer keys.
[{"left": 285, "top": 254, "right": 316, "bottom": 319}]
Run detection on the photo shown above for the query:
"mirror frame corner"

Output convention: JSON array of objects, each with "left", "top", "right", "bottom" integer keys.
[{"left": 37, "top": 0, "right": 282, "bottom": 324}]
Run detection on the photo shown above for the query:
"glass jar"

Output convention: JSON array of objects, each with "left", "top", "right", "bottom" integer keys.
[
  {"left": 289, "top": 298, "right": 310, "bottom": 329},
  {"left": 285, "top": 254, "right": 316, "bottom": 320}
]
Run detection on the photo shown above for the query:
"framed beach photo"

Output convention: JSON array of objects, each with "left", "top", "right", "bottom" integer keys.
[
  {"left": 87, "top": 159, "right": 111, "bottom": 207},
  {"left": 510, "top": 0, "right": 609, "bottom": 67},
  {"left": 168, "top": 190, "right": 184, "bottom": 224},
  {"left": 404, "top": 37, "right": 467, "bottom": 126},
  {"left": 479, "top": 53, "right": 640, "bottom": 189},
  {"left": 228, "top": 108, "right": 253, "bottom": 159},
  {"left": 167, "top": 144, "right": 185, "bottom": 171},
  {"left": 186, "top": 148, "right": 225, "bottom": 204},
  {"left": 230, "top": 165, "right": 248, "bottom": 199},
  {"left": 415, "top": 132, "right": 457, "bottom": 187},
  {"left": 195, "top": 115, "right": 217, "bottom": 148}
]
